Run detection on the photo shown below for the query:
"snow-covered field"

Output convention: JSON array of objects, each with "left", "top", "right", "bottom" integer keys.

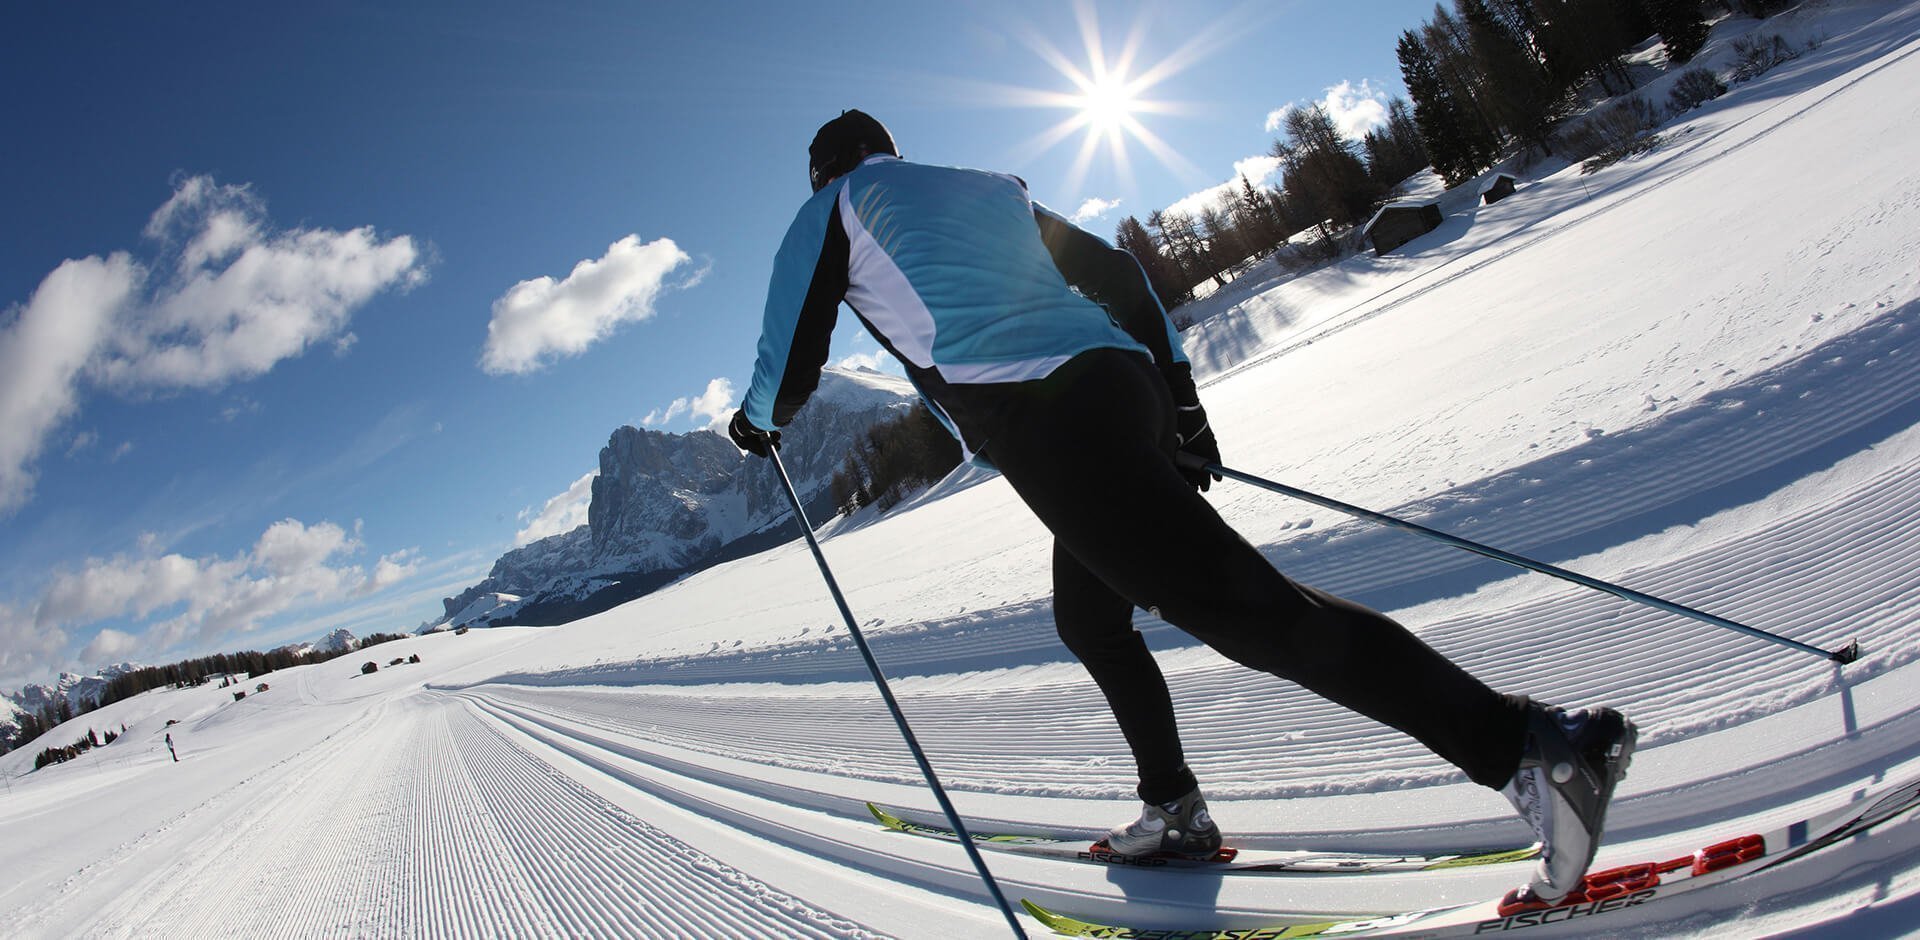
[{"left": 7, "top": 3, "right": 1920, "bottom": 936}]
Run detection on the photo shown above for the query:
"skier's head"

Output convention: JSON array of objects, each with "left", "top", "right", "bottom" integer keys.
[{"left": 809, "top": 109, "right": 898, "bottom": 193}]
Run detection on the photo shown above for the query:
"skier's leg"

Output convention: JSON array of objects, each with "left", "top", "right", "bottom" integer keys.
[
  {"left": 987, "top": 350, "right": 1528, "bottom": 789},
  {"left": 1052, "top": 539, "right": 1196, "bottom": 805}
]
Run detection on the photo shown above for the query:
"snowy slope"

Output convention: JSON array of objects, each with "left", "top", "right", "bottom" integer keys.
[{"left": 5, "top": 3, "right": 1920, "bottom": 937}]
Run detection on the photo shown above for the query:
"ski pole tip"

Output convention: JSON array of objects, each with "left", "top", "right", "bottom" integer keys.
[{"left": 1830, "top": 640, "right": 1862, "bottom": 665}]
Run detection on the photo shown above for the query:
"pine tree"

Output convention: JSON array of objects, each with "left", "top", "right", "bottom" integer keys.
[
  {"left": 1232, "top": 176, "right": 1290, "bottom": 255},
  {"left": 1115, "top": 215, "right": 1188, "bottom": 306},
  {"left": 1401, "top": 30, "right": 1486, "bottom": 186},
  {"left": 1460, "top": 0, "right": 1562, "bottom": 155},
  {"left": 1424, "top": 7, "right": 1506, "bottom": 161},
  {"left": 1643, "top": 0, "right": 1711, "bottom": 63},
  {"left": 1364, "top": 98, "right": 1431, "bottom": 188},
  {"left": 1533, "top": 0, "right": 1641, "bottom": 94},
  {"left": 1273, "top": 104, "right": 1384, "bottom": 233}
]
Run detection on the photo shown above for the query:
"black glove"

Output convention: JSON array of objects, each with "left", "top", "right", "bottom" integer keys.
[
  {"left": 1164, "top": 364, "right": 1222, "bottom": 492},
  {"left": 1175, "top": 403, "right": 1222, "bottom": 491},
  {"left": 728, "top": 409, "right": 780, "bottom": 458}
]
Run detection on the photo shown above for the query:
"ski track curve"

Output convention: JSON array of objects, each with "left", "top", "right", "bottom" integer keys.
[
  {"left": 431, "top": 20, "right": 1920, "bottom": 931},
  {"left": 17, "top": 11, "right": 1920, "bottom": 940}
]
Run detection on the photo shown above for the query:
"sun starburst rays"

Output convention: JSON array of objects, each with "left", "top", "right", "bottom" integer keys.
[{"left": 999, "top": 1, "right": 1222, "bottom": 199}]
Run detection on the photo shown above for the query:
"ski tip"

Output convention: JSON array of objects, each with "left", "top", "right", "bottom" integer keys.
[
  {"left": 1018, "top": 898, "right": 1073, "bottom": 932},
  {"left": 866, "top": 802, "right": 899, "bottom": 827}
]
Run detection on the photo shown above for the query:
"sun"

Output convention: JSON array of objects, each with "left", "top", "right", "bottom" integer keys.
[
  {"left": 1072, "top": 71, "right": 1140, "bottom": 140},
  {"left": 992, "top": 0, "right": 1233, "bottom": 195}
]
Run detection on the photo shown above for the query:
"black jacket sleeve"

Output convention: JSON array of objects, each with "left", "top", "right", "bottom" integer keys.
[{"left": 1031, "top": 205, "right": 1181, "bottom": 373}]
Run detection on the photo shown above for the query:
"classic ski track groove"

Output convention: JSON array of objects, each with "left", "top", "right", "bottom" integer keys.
[
  {"left": 10, "top": 9, "right": 1920, "bottom": 939},
  {"left": 51, "top": 694, "right": 875, "bottom": 938}
]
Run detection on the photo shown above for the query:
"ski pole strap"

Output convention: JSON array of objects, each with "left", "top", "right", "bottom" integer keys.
[
  {"left": 1180, "top": 454, "right": 1859, "bottom": 665},
  {"left": 767, "top": 450, "right": 1030, "bottom": 938}
]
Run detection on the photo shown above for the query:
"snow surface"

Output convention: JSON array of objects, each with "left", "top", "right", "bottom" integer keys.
[{"left": 6, "top": 3, "right": 1920, "bottom": 936}]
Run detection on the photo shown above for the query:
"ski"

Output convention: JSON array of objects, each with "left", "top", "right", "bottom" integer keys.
[
  {"left": 1018, "top": 774, "right": 1920, "bottom": 937},
  {"left": 867, "top": 802, "right": 1540, "bottom": 874}
]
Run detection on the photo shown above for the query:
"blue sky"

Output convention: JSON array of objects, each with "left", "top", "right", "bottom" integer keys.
[{"left": 0, "top": 0, "right": 1440, "bottom": 689}]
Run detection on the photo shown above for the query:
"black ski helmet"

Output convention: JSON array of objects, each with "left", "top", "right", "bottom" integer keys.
[{"left": 808, "top": 109, "right": 898, "bottom": 192}]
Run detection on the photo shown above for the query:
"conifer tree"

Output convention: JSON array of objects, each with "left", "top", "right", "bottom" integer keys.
[
  {"left": 1643, "top": 0, "right": 1711, "bottom": 63},
  {"left": 1401, "top": 27, "right": 1496, "bottom": 185},
  {"left": 1272, "top": 104, "right": 1384, "bottom": 233},
  {"left": 1115, "top": 215, "right": 1188, "bottom": 306},
  {"left": 1460, "top": 0, "right": 1562, "bottom": 154}
]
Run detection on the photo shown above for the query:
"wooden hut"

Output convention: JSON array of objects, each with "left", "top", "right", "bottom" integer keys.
[
  {"left": 1481, "top": 172, "right": 1519, "bottom": 205},
  {"left": 1363, "top": 202, "right": 1443, "bottom": 256}
]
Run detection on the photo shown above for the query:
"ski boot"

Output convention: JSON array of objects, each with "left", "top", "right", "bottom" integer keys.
[
  {"left": 1103, "top": 787, "right": 1222, "bottom": 858},
  {"left": 1503, "top": 702, "right": 1638, "bottom": 904}
]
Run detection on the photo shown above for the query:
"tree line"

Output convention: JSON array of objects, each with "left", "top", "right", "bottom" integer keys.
[
  {"left": 829, "top": 403, "right": 963, "bottom": 517},
  {"left": 1114, "top": 96, "right": 1429, "bottom": 311},
  {"left": 2, "top": 631, "right": 412, "bottom": 757},
  {"left": 1112, "top": 0, "right": 1788, "bottom": 306}
]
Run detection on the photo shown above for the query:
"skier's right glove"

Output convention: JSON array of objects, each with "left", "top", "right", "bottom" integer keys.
[
  {"left": 728, "top": 409, "right": 781, "bottom": 458},
  {"left": 1164, "top": 364, "right": 1222, "bottom": 492}
]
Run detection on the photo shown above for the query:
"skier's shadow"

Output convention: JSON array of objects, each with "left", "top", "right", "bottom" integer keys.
[{"left": 1093, "top": 864, "right": 1228, "bottom": 927}]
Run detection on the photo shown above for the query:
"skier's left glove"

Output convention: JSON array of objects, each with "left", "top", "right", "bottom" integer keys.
[
  {"left": 728, "top": 409, "right": 781, "bottom": 458},
  {"left": 1164, "top": 364, "right": 1221, "bottom": 493}
]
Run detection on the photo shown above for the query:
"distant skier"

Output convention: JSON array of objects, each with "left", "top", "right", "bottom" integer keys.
[
  {"left": 728, "top": 110, "right": 1636, "bottom": 905},
  {"left": 165, "top": 732, "right": 177, "bottom": 762}
]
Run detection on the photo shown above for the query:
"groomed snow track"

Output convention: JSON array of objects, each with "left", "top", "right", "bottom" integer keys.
[{"left": 9, "top": 4, "right": 1920, "bottom": 938}]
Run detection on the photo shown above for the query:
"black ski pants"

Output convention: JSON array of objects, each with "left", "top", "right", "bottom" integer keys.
[{"left": 980, "top": 349, "right": 1529, "bottom": 804}]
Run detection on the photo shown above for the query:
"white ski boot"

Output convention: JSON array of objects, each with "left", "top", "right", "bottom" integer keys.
[
  {"left": 1503, "top": 703, "right": 1638, "bottom": 904},
  {"left": 1103, "top": 787, "right": 1222, "bottom": 858}
]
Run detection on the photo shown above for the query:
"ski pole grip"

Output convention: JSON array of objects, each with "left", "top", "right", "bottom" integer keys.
[{"left": 1174, "top": 451, "right": 1212, "bottom": 473}]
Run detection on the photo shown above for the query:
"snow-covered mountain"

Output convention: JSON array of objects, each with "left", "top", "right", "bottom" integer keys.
[
  {"left": 2, "top": 665, "right": 139, "bottom": 745},
  {"left": 440, "top": 366, "right": 918, "bottom": 627},
  {"left": 0, "top": 697, "right": 27, "bottom": 746},
  {"left": 10, "top": 668, "right": 130, "bottom": 715}
]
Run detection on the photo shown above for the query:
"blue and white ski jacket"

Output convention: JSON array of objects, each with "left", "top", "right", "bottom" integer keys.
[{"left": 742, "top": 154, "right": 1188, "bottom": 460}]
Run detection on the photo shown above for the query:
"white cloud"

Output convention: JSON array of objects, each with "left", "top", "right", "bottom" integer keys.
[
  {"left": 685, "top": 377, "right": 735, "bottom": 429},
  {"left": 26, "top": 516, "right": 402, "bottom": 663},
  {"left": 1071, "top": 197, "right": 1121, "bottom": 225},
  {"left": 0, "top": 254, "right": 140, "bottom": 514},
  {"left": 836, "top": 350, "right": 890, "bottom": 372},
  {"left": 1166, "top": 156, "right": 1286, "bottom": 220},
  {"left": 1264, "top": 103, "right": 1297, "bottom": 133},
  {"left": 515, "top": 471, "right": 596, "bottom": 546},
  {"left": 67, "top": 430, "right": 99, "bottom": 457},
  {"left": 219, "top": 396, "right": 262, "bottom": 422},
  {"left": 0, "top": 176, "right": 424, "bottom": 517},
  {"left": 96, "top": 177, "right": 424, "bottom": 391},
  {"left": 1235, "top": 154, "right": 1285, "bottom": 187},
  {"left": 1268, "top": 81, "right": 1392, "bottom": 142},
  {"left": 1322, "top": 79, "right": 1392, "bottom": 141},
  {"left": 645, "top": 377, "right": 737, "bottom": 432},
  {"left": 0, "top": 599, "right": 68, "bottom": 692},
  {"left": 253, "top": 518, "right": 355, "bottom": 578},
  {"left": 369, "top": 548, "right": 422, "bottom": 592},
  {"left": 481, "top": 235, "right": 695, "bottom": 375},
  {"left": 80, "top": 627, "right": 138, "bottom": 664}
]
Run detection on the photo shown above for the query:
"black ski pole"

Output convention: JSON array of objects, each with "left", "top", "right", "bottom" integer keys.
[
  {"left": 767, "top": 448, "right": 1029, "bottom": 939},
  {"left": 1180, "top": 454, "right": 1859, "bottom": 665}
]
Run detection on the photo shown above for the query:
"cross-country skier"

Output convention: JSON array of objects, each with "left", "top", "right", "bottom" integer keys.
[{"left": 729, "top": 109, "right": 1637, "bottom": 906}]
